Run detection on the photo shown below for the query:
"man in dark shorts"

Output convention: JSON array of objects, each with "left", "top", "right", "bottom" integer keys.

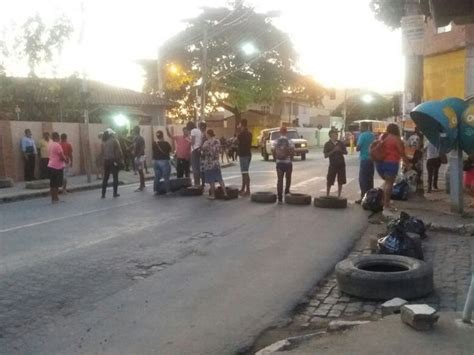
[
  {"left": 324, "top": 129, "right": 347, "bottom": 197},
  {"left": 237, "top": 119, "right": 253, "bottom": 196}
]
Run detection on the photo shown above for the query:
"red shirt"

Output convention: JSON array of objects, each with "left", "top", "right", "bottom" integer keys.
[
  {"left": 173, "top": 136, "right": 191, "bottom": 160},
  {"left": 60, "top": 142, "right": 73, "bottom": 159},
  {"left": 383, "top": 135, "right": 401, "bottom": 162}
]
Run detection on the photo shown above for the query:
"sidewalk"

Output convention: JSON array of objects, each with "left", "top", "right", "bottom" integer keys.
[
  {"left": 251, "top": 190, "right": 474, "bottom": 354},
  {"left": 0, "top": 163, "right": 235, "bottom": 203}
]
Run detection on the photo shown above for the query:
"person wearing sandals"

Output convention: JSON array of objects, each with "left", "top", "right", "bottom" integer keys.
[
  {"left": 201, "top": 129, "right": 228, "bottom": 200},
  {"left": 375, "top": 123, "right": 410, "bottom": 218},
  {"left": 152, "top": 130, "right": 172, "bottom": 195}
]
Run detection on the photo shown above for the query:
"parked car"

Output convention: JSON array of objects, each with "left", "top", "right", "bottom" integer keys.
[{"left": 259, "top": 128, "right": 309, "bottom": 161}]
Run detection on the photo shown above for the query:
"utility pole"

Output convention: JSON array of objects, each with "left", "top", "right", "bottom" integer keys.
[{"left": 200, "top": 27, "right": 208, "bottom": 121}]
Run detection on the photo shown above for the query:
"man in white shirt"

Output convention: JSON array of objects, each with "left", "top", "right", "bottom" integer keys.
[{"left": 190, "top": 121, "right": 204, "bottom": 186}]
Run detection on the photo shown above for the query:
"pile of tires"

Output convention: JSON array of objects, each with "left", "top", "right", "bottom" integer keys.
[
  {"left": 313, "top": 196, "right": 347, "bottom": 209},
  {"left": 251, "top": 191, "right": 277, "bottom": 203},
  {"left": 215, "top": 186, "right": 239, "bottom": 200},
  {"left": 285, "top": 193, "right": 311, "bottom": 205},
  {"left": 179, "top": 186, "right": 204, "bottom": 197},
  {"left": 335, "top": 255, "right": 433, "bottom": 300},
  {"left": 157, "top": 178, "right": 191, "bottom": 194}
]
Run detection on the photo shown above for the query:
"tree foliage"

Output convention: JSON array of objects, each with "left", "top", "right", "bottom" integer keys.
[
  {"left": 369, "top": 0, "right": 406, "bottom": 29},
  {"left": 141, "top": 4, "right": 325, "bottom": 122},
  {"left": 331, "top": 92, "right": 393, "bottom": 124}
]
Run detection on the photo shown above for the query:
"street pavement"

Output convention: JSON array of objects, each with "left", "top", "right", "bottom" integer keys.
[{"left": 0, "top": 150, "right": 370, "bottom": 354}]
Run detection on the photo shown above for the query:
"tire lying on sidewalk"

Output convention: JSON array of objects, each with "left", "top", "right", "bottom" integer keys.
[
  {"left": 314, "top": 196, "right": 347, "bottom": 209},
  {"left": 0, "top": 177, "right": 14, "bottom": 188},
  {"left": 25, "top": 179, "right": 50, "bottom": 190},
  {"left": 215, "top": 186, "right": 239, "bottom": 200},
  {"left": 251, "top": 191, "right": 277, "bottom": 203},
  {"left": 285, "top": 193, "right": 312, "bottom": 205},
  {"left": 179, "top": 186, "right": 204, "bottom": 196},
  {"left": 335, "top": 255, "right": 434, "bottom": 300}
]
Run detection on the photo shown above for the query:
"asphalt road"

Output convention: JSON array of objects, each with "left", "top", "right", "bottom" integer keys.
[{"left": 0, "top": 150, "right": 371, "bottom": 354}]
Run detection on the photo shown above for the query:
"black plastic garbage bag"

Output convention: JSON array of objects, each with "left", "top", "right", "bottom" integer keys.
[
  {"left": 388, "top": 212, "right": 427, "bottom": 240},
  {"left": 362, "top": 188, "right": 384, "bottom": 212}
]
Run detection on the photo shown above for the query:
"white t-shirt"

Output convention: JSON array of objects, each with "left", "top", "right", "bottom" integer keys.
[{"left": 190, "top": 128, "right": 202, "bottom": 151}]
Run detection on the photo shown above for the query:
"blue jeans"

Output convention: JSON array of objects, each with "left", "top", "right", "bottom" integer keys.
[
  {"left": 359, "top": 160, "right": 374, "bottom": 199},
  {"left": 276, "top": 162, "right": 292, "bottom": 201},
  {"left": 154, "top": 160, "right": 171, "bottom": 193}
]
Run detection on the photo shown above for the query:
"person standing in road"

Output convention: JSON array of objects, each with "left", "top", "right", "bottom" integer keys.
[
  {"left": 356, "top": 122, "right": 374, "bottom": 203},
  {"left": 237, "top": 119, "right": 253, "bottom": 196},
  {"left": 132, "top": 126, "right": 146, "bottom": 192},
  {"left": 198, "top": 122, "right": 208, "bottom": 188},
  {"left": 101, "top": 129, "right": 123, "bottom": 198},
  {"left": 375, "top": 123, "right": 410, "bottom": 218},
  {"left": 324, "top": 129, "right": 348, "bottom": 198},
  {"left": 166, "top": 125, "right": 191, "bottom": 178},
  {"left": 60, "top": 133, "right": 73, "bottom": 194},
  {"left": 201, "top": 129, "right": 228, "bottom": 200},
  {"left": 190, "top": 121, "right": 202, "bottom": 186},
  {"left": 47, "top": 132, "right": 66, "bottom": 204},
  {"left": 20, "top": 129, "right": 37, "bottom": 181},
  {"left": 38, "top": 132, "right": 50, "bottom": 179},
  {"left": 272, "top": 126, "right": 295, "bottom": 204},
  {"left": 152, "top": 130, "right": 173, "bottom": 195},
  {"left": 95, "top": 133, "right": 104, "bottom": 180},
  {"left": 426, "top": 142, "right": 441, "bottom": 193}
]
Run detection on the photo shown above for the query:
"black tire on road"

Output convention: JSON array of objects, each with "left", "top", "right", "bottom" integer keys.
[
  {"left": 0, "top": 178, "right": 14, "bottom": 188},
  {"left": 335, "top": 255, "right": 434, "bottom": 300},
  {"left": 179, "top": 186, "right": 204, "bottom": 196},
  {"left": 314, "top": 196, "right": 348, "bottom": 209},
  {"left": 251, "top": 191, "right": 277, "bottom": 203},
  {"left": 215, "top": 186, "right": 239, "bottom": 200},
  {"left": 285, "top": 193, "right": 312, "bottom": 205},
  {"left": 301, "top": 153, "right": 306, "bottom": 161}
]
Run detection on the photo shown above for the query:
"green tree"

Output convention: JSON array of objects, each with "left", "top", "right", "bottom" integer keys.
[
  {"left": 141, "top": 4, "right": 324, "bottom": 123},
  {"left": 369, "top": 0, "right": 430, "bottom": 29},
  {"left": 331, "top": 92, "right": 393, "bottom": 124},
  {"left": 15, "top": 14, "right": 74, "bottom": 77}
]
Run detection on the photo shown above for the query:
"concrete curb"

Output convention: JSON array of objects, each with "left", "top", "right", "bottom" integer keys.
[
  {"left": 428, "top": 223, "right": 474, "bottom": 236},
  {"left": 0, "top": 163, "right": 235, "bottom": 204}
]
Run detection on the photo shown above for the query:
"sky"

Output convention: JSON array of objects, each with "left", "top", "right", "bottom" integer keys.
[{"left": 0, "top": 0, "right": 404, "bottom": 93}]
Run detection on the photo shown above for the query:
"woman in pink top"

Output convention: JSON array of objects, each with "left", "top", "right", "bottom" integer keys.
[
  {"left": 47, "top": 132, "right": 67, "bottom": 203},
  {"left": 166, "top": 126, "right": 191, "bottom": 178},
  {"left": 375, "top": 124, "right": 409, "bottom": 217}
]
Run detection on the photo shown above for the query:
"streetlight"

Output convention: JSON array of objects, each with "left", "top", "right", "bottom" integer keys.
[
  {"left": 241, "top": 42, "right": 257, "bottom": 56},
  {"left": 361, "top": 94, "right": 374, "bottom": 104}
]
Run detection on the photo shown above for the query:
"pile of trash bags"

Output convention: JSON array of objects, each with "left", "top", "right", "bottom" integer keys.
[{"left": 377, "top": 212, "right": 427, "bottom": 260}]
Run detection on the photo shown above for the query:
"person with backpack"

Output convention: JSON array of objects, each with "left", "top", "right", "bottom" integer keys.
[
  {"left": 272, "top": 126, "right": 295, "bottom": 204},
  {"left": 372, "top": 123, "right": 409, "bottom": 218},
  {"left": 324, "top": 129, "right": 348, "bottom": 198},
  {"left": 355, "top": 122, "right": 374, "bottom": 203}
]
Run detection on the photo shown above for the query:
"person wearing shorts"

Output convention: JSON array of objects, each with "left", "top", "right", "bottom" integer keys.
[
  {"left": 237, "top": 119, "right": 253, "bottom": 196},
  {"left": 375, "top": 123, "right": 409, "bottom": 218},
  {"left": 324, "top": 129, "right": 347, "bottom": 197},
  {"left": 47, "top": 132, "right": 66, "bottom": 203}
]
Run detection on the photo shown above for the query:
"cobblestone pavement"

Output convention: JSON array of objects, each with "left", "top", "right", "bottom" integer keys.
[{"left": 291, "top": 222, "right": 474, "bottom": 329}]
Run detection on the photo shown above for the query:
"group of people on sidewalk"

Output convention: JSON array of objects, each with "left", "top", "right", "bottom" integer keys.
[{"left": 20, "top": 129, "right": 73, "bottom": 203}]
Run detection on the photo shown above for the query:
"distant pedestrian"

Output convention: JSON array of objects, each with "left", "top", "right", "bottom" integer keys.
[
  {"left": 132, "top": 126, "right": 146, "bottom": 191},
  {"left": 38, "top": 132, "right": 50, "bottom": 179},
  {"left": 190, "top": 121, "right": 202, "bottom": 186},
  {"left": 101, "top": 129, "right": 123, "bottom": 198},
  {"left": 118, "top": 129, "right": 131, "bottom": 171},
  {"left": 426, "top": 142, "right": 441, "bottom": 193},
  {"left": 324, "top": 129, "right": 348, "bottom": 198},
  {"left": 20, "top": 128, "right": 37, "bottom": 181},
  {"left": 166, "top": 125, "right": 191, "bottom": 178},
  {"left": 356, "top": 122, "right": 374, "bottom": 203},
  {"left": 201, "top": 129, "right": 228, "bottom": 200},
  {"left": 375, "top": 123, "right": 410, "bottom": 218},
  {"left": 219, "top": 136, "right": 229, "bottom": 164},
  {"left": 95, "top": 133, "right": 104, "bottom": 180},
  {"left": 237, "top": 119, "right": 253, "bottom": 196},
  {"left": 47, "top": 132, "right": 66, "bottom": 203},
  {"left": 272, "top": 127, "right": 295, "bottom": 204},
  {"left": 152, "top": 130, "right": 172, "bottom": 195},
  {"left": 199, "top": 122, "right": 208, "bottom": 188},
  {"left": 60, "top": 133, "right": 73, "bottom": 194}
]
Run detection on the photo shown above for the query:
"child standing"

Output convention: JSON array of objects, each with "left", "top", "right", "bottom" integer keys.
[{"left": 323, "top": 129, "right": 348, "bottom": 198}]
